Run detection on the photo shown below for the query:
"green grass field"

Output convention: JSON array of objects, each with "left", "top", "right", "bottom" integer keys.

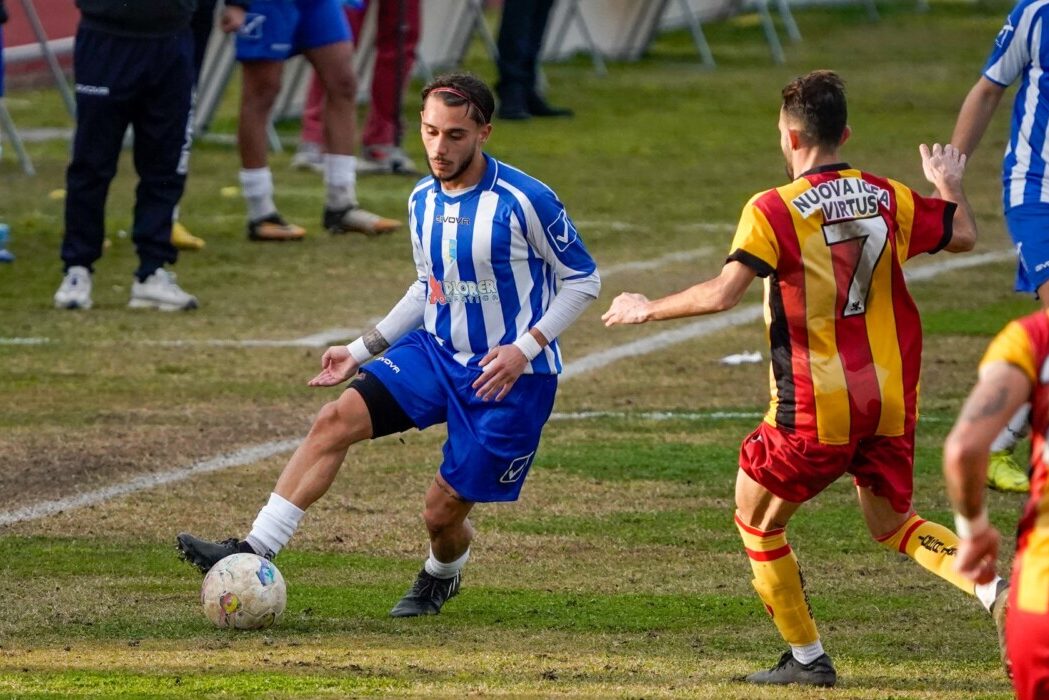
[{"left": 0, "top": 2, "right": 1034, "bottom": 696}]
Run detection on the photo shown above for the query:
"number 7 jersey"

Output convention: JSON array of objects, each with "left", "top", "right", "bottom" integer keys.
[{"left": 727, "top": 163, "right": 956, "bottom": 445}]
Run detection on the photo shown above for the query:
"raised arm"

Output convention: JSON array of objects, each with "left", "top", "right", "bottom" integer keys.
[
  {"left": 950, "top": 77, "right": 1007, "bottom": 158},
  {"left": 602, "top": 260, "right": 756, "bottom": 326},
  {"left": 919, "top": 143, "right": 977, "bottom": 253}
]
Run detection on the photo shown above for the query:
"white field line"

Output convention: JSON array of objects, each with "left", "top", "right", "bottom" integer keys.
[
  {"left": 0, "top": 248, "right": 1011, "bottom": 526},
  {"left": 144, "top": 326, "right": 371, "bottom": 349},
  {"left": 600, "top": 247, "right": 715, "bottom": 276},
  {"left": 0, "top": 440, "right": 302, "bottom": 528}
]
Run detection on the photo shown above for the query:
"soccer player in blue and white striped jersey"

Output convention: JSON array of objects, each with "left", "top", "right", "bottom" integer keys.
[
  {"left": 948, "top": 2, "right": 1049, "bottom": 493},
  {"left": 177, "top": 73, "right": 600, "bottom": 617}
]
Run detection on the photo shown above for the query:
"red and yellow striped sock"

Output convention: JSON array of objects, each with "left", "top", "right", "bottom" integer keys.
[
  {"left": 875, "top": 513, "right": 975, "bottom": 595},
  {"left": 735, "top": 512, "right": 819, "bottom": 646}
]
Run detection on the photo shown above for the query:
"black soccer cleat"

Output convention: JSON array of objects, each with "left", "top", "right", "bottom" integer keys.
[
  {"left": 388, "top": 569, "right": 461, "bottom": 617},
  {"left": 743, "top": 650, "right": 837, "bottom": 687},
  {"left": 176, "top": 533, "right": 261, "bottom": 575}
]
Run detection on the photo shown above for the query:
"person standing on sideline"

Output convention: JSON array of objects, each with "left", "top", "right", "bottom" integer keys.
[
  {"left": 603, "top": 71, "right": 1006, "bottom": 687},
  {"left": 168, "top": 0, "right": 220, "bottom": 252},
  {"left": 945, "top": 0, "right": 1049, "bottom": 493},
  {"left": 221, "top": 0, "right": 400, "bottom": 241},
  {"left": 944, "top": 307, "right": 1049, "bottom": 698},
  {"left": 291, "top": 0, "right": 422, "bottom": 175},
  {"left": 176, "top": 73, "right": 600, "bottom": 617},
  {"left": 0, "top": 0, "right": 12, "bottom": 264},
  {"left": 495, "top": 0, "right": 572, "bottom": 120},
  {"left": 53, "top": 0, "right": 199, "bottom": 311}
]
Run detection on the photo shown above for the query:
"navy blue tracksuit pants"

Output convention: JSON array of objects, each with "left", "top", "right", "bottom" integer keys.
[
  {"left": 62, "top": 26, "right": 193, "bottom": 280},
  {"left": 496, "top": 0, "right": 556, "bottom": 107}
]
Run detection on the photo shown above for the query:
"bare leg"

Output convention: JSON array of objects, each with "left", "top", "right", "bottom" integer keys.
[
  {"left": 735, "top": 466, "right": 802, "bottom": 530},
  {"left": 423, "top": 472, "right": 475, "bottom": 562},
  {"left": 237, "top": 60, "right": 283, "bottom": 169},
  {"left": 855, "top": 484, "right": 912, "bottom": 539},
  {"left": 274, "top": 388, "right": 373, "bottom": 510},
  {"left": 303, "top": 41, "right": 357, "bottom": 156}
]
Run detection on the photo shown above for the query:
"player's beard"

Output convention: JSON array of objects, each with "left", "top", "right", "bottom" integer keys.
[{"left": 429, "top": 149, "right": 476, "bottom": 183}]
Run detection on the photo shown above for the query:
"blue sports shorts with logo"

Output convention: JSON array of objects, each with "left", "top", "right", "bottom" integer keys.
[
  {"left": 235, "top": 0, "right": 351, "bottom": 62},
  {"left": 1005, "top": 203, "right": 1049, "bottom": 294},
  {"left": 359, "top": 329, "right": 558, "bottom": 503}
]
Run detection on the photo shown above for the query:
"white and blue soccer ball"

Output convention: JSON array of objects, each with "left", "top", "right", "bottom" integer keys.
[{"left": 200, "top": 553, "right": 286, "bottom": 630}]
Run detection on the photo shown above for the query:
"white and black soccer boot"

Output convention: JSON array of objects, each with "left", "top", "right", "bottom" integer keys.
[{"left": 388, "top": 569, "right": 461, "bottom": 617}]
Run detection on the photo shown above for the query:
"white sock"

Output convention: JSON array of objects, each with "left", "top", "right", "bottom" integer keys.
[
  {"left": 791, "top": 639, "right": 825, "bottom": 665},
  {"left": 239, "top": 167, "right": 277, "bottom": 222},
  {"left": 246, "top": 492, "right": 305, "bottom": 557},
  {"left": 324, "top": 154, "right": 357, "bottom": 210},
  {"left": 424, "top": 547, "right": 469, "bottom": 579},
  {"left": 991, "top": 404, "right": 1031, "bottom": 452},
  {"left": 975, "top": 576, "right": 1004, "bottom": 612}
]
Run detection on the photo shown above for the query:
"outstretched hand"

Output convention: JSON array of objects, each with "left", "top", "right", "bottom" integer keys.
[
  {"left": 602, "top": 292, "right": 651, "bottom": 327},
  {"left": 307, "top": 345, "right": 360, "bottom": 387},
  {"left": 920, "top": 143, "right": 966, "bottom": 193},
  {"left": 953, "top": 526, "right": 1001, "bottom": 585}
]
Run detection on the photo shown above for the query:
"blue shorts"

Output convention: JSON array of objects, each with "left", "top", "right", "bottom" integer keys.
[
  {"left": 360, "top": 330, "right": 558, "bottom": 503},
  {"left": 235, "top": 0, "right": 351, "bottom": 62},
  {"left": 1005, "top": 203, "right": 1049, "bottom": 294},
  {"left": 1, "top": 27, "right": 5, "bottom": 97}
]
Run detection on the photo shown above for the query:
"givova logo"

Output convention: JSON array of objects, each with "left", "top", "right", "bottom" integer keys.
[
  {"left": 546, "top": 210, "right": 579, "bottom": 253},
  {"left": 427, "top": 274, "right": 499, "bottom": 304}
]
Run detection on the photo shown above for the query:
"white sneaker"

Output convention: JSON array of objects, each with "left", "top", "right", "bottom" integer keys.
[
  {"left": 54, "top": 266, "right": 93, "bottom": 309},
  {"left": 129, "top": 268, "right": 198, "bottom": 311},
  {"left": 290, "top": 143, "right": 324, "bottom": 173}
]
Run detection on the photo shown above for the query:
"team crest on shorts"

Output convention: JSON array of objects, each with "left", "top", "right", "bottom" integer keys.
[{"left": 499, "top": 452, "right": 535, "bottom": 483}]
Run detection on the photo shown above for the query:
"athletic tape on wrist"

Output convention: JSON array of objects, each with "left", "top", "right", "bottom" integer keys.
[
  {"left": 954, "top": 507, "right": 990, "bottom": 539},
  {"left": 513, "top": 332, "right": 543, "bottom": 362},
  {"left": 347, "top": 338, "right": 372, "bottom": 364}
]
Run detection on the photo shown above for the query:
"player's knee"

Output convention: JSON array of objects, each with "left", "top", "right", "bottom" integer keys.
[
  {"left": 310, "top": 400, "right": 358, "bottom": 449},
  {"left": 422, "top": 507, "right": 455, "bottom": 539},
  {"left": 242, "top": 79, "right": 281, "bottom": 112},
  {"left": 325, "top": 72, "right": 358, "bottom": 104}
]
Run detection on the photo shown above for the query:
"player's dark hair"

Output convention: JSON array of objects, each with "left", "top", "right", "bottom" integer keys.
[
  {"left": 421, "top": 73, "right": 495, "bottom": 126},
  {"left": 781, "top": 70, "right": 847, "bottom": 148}
]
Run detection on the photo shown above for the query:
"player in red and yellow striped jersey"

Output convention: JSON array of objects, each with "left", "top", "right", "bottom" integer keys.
[
  {"left": 945, "top": 309, "right": 1049, "bottom": 698},
  {"left": 604, "top": 70, "right": 1007, "bottom": 687}
]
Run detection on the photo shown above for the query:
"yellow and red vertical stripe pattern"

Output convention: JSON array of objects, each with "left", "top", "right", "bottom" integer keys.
[
  {"left": 981, "top": 310, "right": 1049, "bottom": 614},
  {"left": 727, "top": 168, "right": 953, "bottom": 444}
]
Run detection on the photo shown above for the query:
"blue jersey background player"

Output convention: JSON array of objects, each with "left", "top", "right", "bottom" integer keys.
[
  {"left": 220, "top": 0, "right": 399, "bottom": 241},
  {"left": 177, "top": 73, "right": 601, "bottom": 617},
  {"left": 948, "top": 0, "right": 1049, "bottom": 492}
]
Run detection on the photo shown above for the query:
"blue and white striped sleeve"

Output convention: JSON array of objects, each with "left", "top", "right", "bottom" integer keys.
[
  {"left": 983, "top": 5, "right": 1031, "bottom": 87},
  {"left": 522, "top": 187, "right": 601, "bottom": 298}
]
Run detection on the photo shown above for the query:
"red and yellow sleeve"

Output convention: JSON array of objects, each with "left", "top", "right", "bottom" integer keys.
[
  {"left": 891, "top": 179, "right": 955, "bottom": 260},
  {"left": 980, "top": 320, "right": 1037, "bottom": 383},
  {"left": 727, "top": 192, "right": 780, "bottom": 278}
]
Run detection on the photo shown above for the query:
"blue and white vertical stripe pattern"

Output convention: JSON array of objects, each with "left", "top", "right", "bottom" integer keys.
[
  {"left": 407, "top": 154, "right": 599, "bottom": 374},
  {"left": 984, "top": 0, "right": 1049, "bottom": 210}
]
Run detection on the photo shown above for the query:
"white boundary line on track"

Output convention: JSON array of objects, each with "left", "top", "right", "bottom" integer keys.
[{"left": 0, "top": 248, "right": 1013, "bottom": 526}]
